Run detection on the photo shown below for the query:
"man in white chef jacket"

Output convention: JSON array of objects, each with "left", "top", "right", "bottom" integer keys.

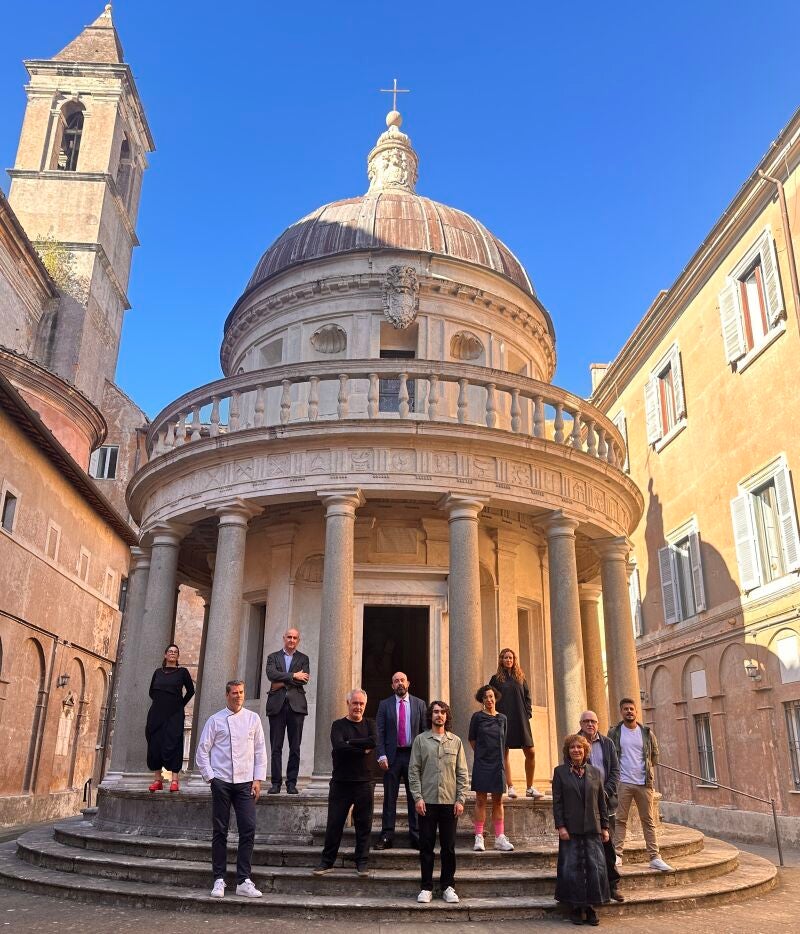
[{"left": 195, "top": 679, "right": 267, "bottom": 898}]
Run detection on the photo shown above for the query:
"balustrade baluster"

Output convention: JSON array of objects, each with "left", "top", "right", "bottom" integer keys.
[
  {"left": 337, "top": 374, "right": 349, "bottom": 419},
  {"left": 255, "top": 385, "right": 266, "bottom": 427},
  {"left": 165, "top": 420, "right": 175, "bottom": 450},
  {"left": 608, "top": 443, "right": 619, "bottom": 467},
  {"left": 570, "top": 410, "right": 583, "bottom": 450},
  {"left": 398, "top": 373, "right": 410, "bottom": 418},
  {"left": 553, "top": 403, "right": 565, "bottom": 443},
  {"left": 209, "top": 396, "right": 220, "bottom": 437},
  {"left": 229, "top": 391, "right": 241, "bottom": 432},
  {"left": 428, "top": 374, "right": 439, "bottom": 420},
  {"left": 534, "top": 396, "right": 545, "bottom": 438},
  {"left": 190, "top": 405, "right": 201, "bottom": 442},
  {"left": 484, "top": 383, "right": 497, "bottom": 428},
  {"left": 597, "top": 427, "right": 608, "bottom": 460},
  {"left": 308, "top": 377, "right": 319, "bottom": 421},
  {"left": 156, "top": 428, "right": 167, "bottom": 455},
  {"left": 585, "top": 417, "right": 597, "bottom": 456},
  {"left": 175, "top": 413, "right": 186, "bottom": 447},
  {"left": 457, "top": 378, "right": 469, "bottom": 424},
  {"left": 280, "top": 380, "right": 291, "bottom": 425},
  {"left": 510, "top": 388, "right": 521, "bottom": 433},
  {"left": 368, "top": 374, "right": 379, "bottom": 418}
]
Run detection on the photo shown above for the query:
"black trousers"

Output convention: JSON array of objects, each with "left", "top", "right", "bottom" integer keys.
[
  {"left": 268, "top": 700, "right": 305, "bottom": 785},
  {"left": 381, "top": 747, "right": 418, "bottom": 840},
  {"left": 210, "top": 779, "right": 256, "bottom": 883},
  {"left": 320, "top": 780, "right": 374, "bottom": 868},
  {"left": 418, "top": 803, "right": 458, "bottom": 890},
  {"left": 604, "top": 813, "right": 621, "bottom": 889}
]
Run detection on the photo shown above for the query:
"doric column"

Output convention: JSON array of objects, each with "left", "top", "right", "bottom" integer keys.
[
  {"left": 440, "top": 493, "right": 487, "bottom": 747},
  {"left": 579, "top": 583, "right": 608, "bottom": 733},
  {"left": 545, "top": 512, "right": 587, "bottom": 745},
  {"left": 312, "top": 489, "right": 364, "bottom": 781},
  {"left": 187, "top": 587, "right": 211, "bottom": 768},
  {"left": 105, "top": 546, "right": 151, "bottom": 779},
  {"left": 194, "top": 501, "right": 261, "bottom": 735},
  {"left": 596, "top": 537, "right": 639, "bottom": 713}
]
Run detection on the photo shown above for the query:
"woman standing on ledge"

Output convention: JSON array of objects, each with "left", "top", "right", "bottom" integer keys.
[
  {"left": 469, "top": 685, "right": 514, "bottom": 852},
  {"left": 146, "top": 643, "right": 195, "bottom": 792},
  {"left": 489, "top": 648, "right": 542, "bottom": 799}
]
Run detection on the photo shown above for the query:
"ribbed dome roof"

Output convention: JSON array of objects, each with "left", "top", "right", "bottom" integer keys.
[
  {"left": 246, "top": 192, "right": 534, "bottom": 296},
  {"left": 244, "top": 111, "right": 534, "bottom": 299}
]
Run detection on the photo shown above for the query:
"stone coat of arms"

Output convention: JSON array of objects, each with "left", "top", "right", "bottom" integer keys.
[{"left": 382, "top": 265, "right": 419, "bottom": 329}]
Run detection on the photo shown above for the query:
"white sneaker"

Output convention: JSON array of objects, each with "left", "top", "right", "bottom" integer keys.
[
  {"left": 494, "top": 833, "right": 514, "bottom": 851},
  {"left": 210, "top": 878, "right": 225, "bottom": 898},
  {"left": 235, "top": 878, "right": 263, "bottom": 897},
  {"left": 417, "top": 889, "right": 433, "bottom": 903},
  {"left": 473, "top": 833, "right": 485, "bottom": 851},
  {"left": 442, "top": 886, "right": 459, "bottom": 903},
  {"left": 506, "top": 785, "right": 518, "bottom": 799},
  {"left": 526, "top": 786, "right": 544, "bottom": 799},
  {"left": 615, "top": 855, "right": 622, "bottom": 867},
  {"left": 649, "top": 857, "right": 673, "bottom": 872}
]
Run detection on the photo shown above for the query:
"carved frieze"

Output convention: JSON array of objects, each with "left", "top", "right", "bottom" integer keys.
[{"left": 382, "top": 265, "right": 419, "bottom": 329}]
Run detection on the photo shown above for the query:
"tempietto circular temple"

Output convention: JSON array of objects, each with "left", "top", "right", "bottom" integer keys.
[{"left": 102, "top": 106, "right": 644, "bottom": 806}]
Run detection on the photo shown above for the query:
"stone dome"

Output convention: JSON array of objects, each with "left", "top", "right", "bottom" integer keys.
[{"left": 241, "top": 113, "right": 534, "bottom": 302}]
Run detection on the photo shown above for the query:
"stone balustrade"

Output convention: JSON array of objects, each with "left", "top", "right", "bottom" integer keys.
[{"left": 146, "top": 360, "right": 626, "bottom": 469}]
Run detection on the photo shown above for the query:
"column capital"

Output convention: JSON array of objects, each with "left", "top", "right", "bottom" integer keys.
[
  {"left": 579, "top": 582, "right": 603, "bottom": 604},
  {"left": 438, "top": 492, "right": 489, "bottom": 520},
  {"left": 211, "top": 497, "right": 263, "bottom": 526},
  {"left": 544, "top": 510, "right": 580, "bottom": 539},
  {"left": 593, "top": 536, "right": 632, "bottom": 562},
  {"left": 142, "top": 520, "right": 190, "bottom": 548},
  {"left": 129, "top": 545, "right": 151, "bottom": 572},
  {"left": 318, "top": 488, "right": 365, "bottom": 517}
]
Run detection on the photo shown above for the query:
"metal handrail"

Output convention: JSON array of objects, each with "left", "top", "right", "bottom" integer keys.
[{"left": 657, "top": 761, "right": 784, "bottom": 866}]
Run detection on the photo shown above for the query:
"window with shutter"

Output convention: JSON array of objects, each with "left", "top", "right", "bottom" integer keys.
[
  {"left": 661, "top": 519, "right": 707, "bottom": 622},
  {"left": 628, "top": 564, "right": 643, "bottom": 637},
  {"left": 731, "top": 493, "right": 762, "bottom": 592},
  {"left": 612, "top": 411, "right": 629, "bottom": 472},
  {"left": 646, "top": 343, "right": 687, "bottom": 449},
  {"left": 658, "top": 545, "right": 678, "bottom": 625},
  {"left": 688, "top": 531, "right": 707, "bottom": 612}
]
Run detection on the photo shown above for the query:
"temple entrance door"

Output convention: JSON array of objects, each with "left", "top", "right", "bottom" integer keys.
[{"left": 361, "top": 605, "right": 429, "bottom": 719}]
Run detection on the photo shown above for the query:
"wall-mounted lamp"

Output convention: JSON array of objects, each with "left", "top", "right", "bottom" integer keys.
[
  {"left": 743, "top": 659, "right": 762, "bottom": 682},
  {"left": 56, "top": 673, "right": 70, "bottom": 688}
]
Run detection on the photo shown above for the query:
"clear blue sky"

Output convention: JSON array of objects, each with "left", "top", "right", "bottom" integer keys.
[{"left": 2, "top": 1, "right": 799, "bottom": 418}]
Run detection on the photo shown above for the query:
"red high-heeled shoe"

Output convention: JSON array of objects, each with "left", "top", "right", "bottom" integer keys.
[
  {"left": 169, "top": 780, "right": 179, "bottom": 792},
  {"left": 148, "top": 780, "right": 163, "bottom": 793}
]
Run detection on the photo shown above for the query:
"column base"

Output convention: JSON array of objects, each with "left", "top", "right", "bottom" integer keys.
[
  {"left": 305, "top": 772, "right": 333, "bottom": 795},
  {"left": 99, "top": 771, "right": 154, "bottom": 792}
]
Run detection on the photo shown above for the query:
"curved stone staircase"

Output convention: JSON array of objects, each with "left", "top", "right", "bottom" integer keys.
[{"left": 0, "top": 804, "right": 778, "bottom": 921}]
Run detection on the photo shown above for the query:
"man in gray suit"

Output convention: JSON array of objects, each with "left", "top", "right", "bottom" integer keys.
[
  {"left": 265, "top": 628, "right": 310, "bottom": 794},
  {"left": 375, "top": 671, "right": 426, "bottom": 849}
]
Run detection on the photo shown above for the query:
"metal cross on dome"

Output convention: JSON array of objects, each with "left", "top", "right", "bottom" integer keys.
[{"left": 379, "top": 78, "right": 410, "bottom": 112}]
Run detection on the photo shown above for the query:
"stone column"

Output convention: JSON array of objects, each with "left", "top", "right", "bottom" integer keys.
[
  {"left": 596, "top": 537, "right": 639, "bottom": 714},
  {"left": 194, "top": 502, "right": 261, "bottom": 734},
  {"left": 579, "top": 583, "right": 608, "bottom": 733},
  {"left": 545, "top": 512, "right": 587, "bottom": 745},
  {"left": 187, "top": 587, "right": 211, "bottom": 768},
  {"left": 440, "top": 494, "right": 487, "bottom": 749},
  {"left": 312, "top": 489, "right": 364, "bottom": 782},
  {"left": 105, "top": 546, "right": 151, "bottom": 780}
]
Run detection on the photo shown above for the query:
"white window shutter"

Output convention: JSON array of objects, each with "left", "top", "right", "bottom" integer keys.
[
  {"left": 645, "top": 377, "right": 661, "bottom": 444},
  {"left": 89, "top": 448, "right": 100, "bottom": 478},
  {"left": 669, "top": 344, "right": 686, "bottom": 419},
  {"left": 629, "top": 565, "right": 643, "bottom": 637},
  {"left": 756, "top": 229, "right": 785, "bottom": 325},
  {"left": 719, "top": 280, "right": 746, "bottom": 363},
  {"left": 688, "top": 530, "right": 707, "bottom": 612},
  {"left": 730, "top": 493, "right": 762, "bottom": 591},
  {"left": 658, "top": 545, "right": 678, "bottom": 625},
  {"left": 613, "top": 411, "right": 629, "bottom": 472},
  {"left": 773, "top": 464, "right": 800, "bottom": 571}
]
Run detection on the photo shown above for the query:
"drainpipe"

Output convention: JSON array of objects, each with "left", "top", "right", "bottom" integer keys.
[{"left": 759, "top": 169, "right": 800, "bottom": 338}]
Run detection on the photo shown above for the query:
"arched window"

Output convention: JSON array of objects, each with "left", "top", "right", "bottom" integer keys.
[
  {"left": 57, "top": 110, "right": 84, "bottom": 171},
  {"left": 116, "top": 137, "right": 133, "bottom": 203}
]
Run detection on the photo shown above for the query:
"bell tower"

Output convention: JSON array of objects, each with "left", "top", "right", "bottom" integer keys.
[{"left": 7, "top": 4, "right": 155, "bottom": 405}]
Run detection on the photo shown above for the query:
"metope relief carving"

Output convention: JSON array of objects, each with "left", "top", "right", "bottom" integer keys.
[
  {"left": 310, "top": 324, "right": 347, "bottom": 354},
  {"left": 382, "top": 265, "right": 419, "bottom": 329},
  {"left": 433, "top": 452, "right": 458, "bottom": 475}
]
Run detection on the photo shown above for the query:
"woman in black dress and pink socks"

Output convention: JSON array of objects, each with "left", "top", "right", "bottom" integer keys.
[{"left": 146, "top": 644, "right": 195, "bottom": 792}]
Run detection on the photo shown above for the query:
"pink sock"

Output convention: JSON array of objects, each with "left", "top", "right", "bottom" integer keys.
[
  {"left": 493, "top": 820, "right": 504, "bottom": 837},
  {"left": 474, "top": 821, "right": 484, "bottom": 834}
]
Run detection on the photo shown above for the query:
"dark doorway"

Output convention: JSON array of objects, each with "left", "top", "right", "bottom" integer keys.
[{"left": 361, "top": 605, "right": 429, "bottom": 719}]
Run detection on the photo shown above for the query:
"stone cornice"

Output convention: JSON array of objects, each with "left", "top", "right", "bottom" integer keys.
[
  {"left": 221, "top": 269, "right": 555, "bottom": 378},
  {"left": 593, "top": 106, "right": 800, "bottom": 410}
]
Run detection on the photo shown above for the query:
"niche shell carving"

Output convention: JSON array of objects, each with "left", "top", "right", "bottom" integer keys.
[
  {"left": 382, "top": 265, "right": 419, "bottom": 329},
  {"left": 450, "top": 330, "right": 484, "bottom": 361},
  {"left": 311, "top": 324, "right": 347, "bottom": 354}
]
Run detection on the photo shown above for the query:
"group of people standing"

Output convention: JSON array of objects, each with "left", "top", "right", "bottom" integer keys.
[{"left": 143, "top": 633, "right": 670, "bottom": 922}]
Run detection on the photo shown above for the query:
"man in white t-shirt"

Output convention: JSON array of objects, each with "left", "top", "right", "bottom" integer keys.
[{"left": 608, "top": 697, "right": 672, "bottom": 872}]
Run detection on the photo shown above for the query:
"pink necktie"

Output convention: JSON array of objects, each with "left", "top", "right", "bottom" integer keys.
[{"left": 398, "top": 700, "right": 407, "bottom": 747}]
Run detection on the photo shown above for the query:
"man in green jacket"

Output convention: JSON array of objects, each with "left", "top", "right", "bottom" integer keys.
[
  {"left": 608, "top": 697, "right": 672, "bottom": 872},
  {"left": 408, "top": 700, "right": 469, "bottom": 905}
]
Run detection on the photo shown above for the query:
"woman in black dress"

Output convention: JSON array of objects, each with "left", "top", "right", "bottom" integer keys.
[
  {"left": 552, "top": 733, "right": 610, "bottom": 926},
  {"left": 489, "top": 648, "right": 542, "bottom": 799},
  {"left": 468, "top": 685, "right": 514, "bottom": 852},
  {"left": 146, "top": 643, "right": 195, "bottom": 792}
]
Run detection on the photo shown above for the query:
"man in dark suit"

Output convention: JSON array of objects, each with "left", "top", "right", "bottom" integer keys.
[
  {"left": 375, "top": 671, "right": 427, "bottom": 849},
  {"left": 579, "top": 709, "right": 623, "bottom": 902},
  {"left": 265, "top": 628, "right": 310, "bottom": 794}
]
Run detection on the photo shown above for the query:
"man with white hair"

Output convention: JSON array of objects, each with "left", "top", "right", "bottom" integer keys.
[{"left": 313, "top": 688, "right": 377, "bottom": 876}]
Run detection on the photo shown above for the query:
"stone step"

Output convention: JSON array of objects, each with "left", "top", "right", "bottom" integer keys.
[
  {"left": 0, "top": 838, "right": 778, "bottom": 921},
  {"left": 54, "top": 818, "right": 705, "bottom": 867},
  {"left": 15, "top": 826, "right": 742, "bottom": 897}
]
